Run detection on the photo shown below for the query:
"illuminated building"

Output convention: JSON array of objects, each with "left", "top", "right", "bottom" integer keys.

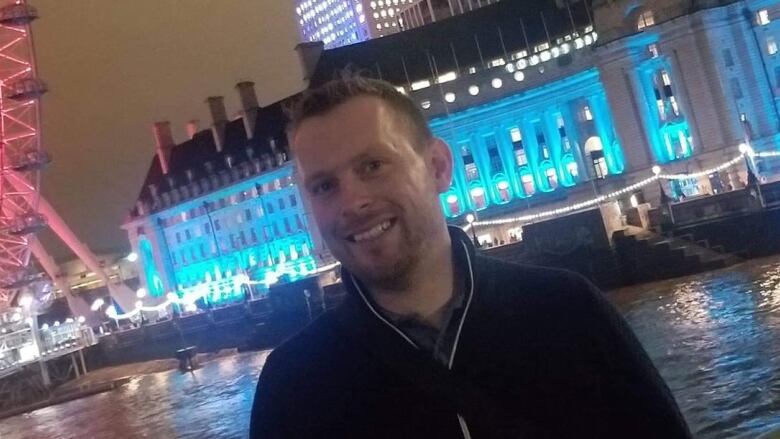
[
  {"left": 123, "top": 82, "right": 330, "bottom": 309},
  {"left": 300, "top": 0, "right": 780, "bottom": 243},
  {"left": 294, "top": 0, "right": 498, "bottom": 48}
]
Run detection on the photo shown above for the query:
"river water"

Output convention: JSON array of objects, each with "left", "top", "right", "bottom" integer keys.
[{"left": 2, "top": 255, "right": 780, "bottom": 438}]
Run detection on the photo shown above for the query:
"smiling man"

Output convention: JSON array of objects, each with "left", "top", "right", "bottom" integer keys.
[{"left": 249, "top": 76, "right": 692, "bottom": 438}]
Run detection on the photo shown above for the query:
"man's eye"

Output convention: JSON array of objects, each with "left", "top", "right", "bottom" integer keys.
[
  {"left": 312, "top": 181, "right": 335, "bottom": 195},
  {"left": 365, "top": 160, "right": 383, "bottom": 173}
]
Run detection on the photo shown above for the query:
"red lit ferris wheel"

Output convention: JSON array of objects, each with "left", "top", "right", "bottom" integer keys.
[{"left": 0, "top": 0, "right": 49, "bottom": 310}]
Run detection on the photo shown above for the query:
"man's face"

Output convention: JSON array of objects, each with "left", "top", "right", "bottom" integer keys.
[{"left": 292, "top": 96, "right": 453, "bottom": 289}]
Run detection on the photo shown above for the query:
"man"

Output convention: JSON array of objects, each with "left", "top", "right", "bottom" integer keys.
[{"left": 250, "top": 76, "right": 692, "bottom": 438}]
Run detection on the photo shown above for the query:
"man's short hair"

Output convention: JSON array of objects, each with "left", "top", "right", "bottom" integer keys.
[{"left": 287, "top": 74, "right": 433, "bottom": 150}]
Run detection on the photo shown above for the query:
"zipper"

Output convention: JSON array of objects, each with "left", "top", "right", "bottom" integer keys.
[{"left": 351, "top": 238, "right": 477, "bottom": 439}]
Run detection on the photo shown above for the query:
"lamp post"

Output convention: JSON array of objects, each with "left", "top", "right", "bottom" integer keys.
[{"left": 466, "top": 213, "right": 480, "bottom": 248}]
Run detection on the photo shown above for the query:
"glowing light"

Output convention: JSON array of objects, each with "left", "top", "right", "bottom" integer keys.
[
  {"left": 470, "top": 187, "right": 485, "bottom": 197},
  {"left": 561, "top": 43, "right": 571, "bottom": 54},
  {"left": 134, "top": 300, "right": 143, "bottom": 309},
  {"left": 584, "top": 35, "right": 593, "bottom": 46},
  {"left": 77, "top": 316, "right": 86, "bottom": 324},
  {"left": 513, "top": 71, "right": 525, "bottom": 82},
  {"left": 91, "top": 298, "right": 104, "bottom": 311},
  {"left": 739, "top": 143, "right": 750, "bottom": 154},
  {"left": 411, "top": 80, "right": 431, "bottom": 90},
  {"left": 446, "top": 194, "right": 458, "bottom": 203},
  {"left": 126, "top": 252, "right": 138, "bottom": 262},
  {"left": 516, "top": 59, "right": 528, "bottom": 70},
  {"left": 421, "top": 100, "right": 431, "bottom": 109},
  {"left": 652, "top": 165, "right": 662, "bottom": 175},
  {"left": 468, "top": 85, "right": 480, "bottom": 96},
  {"left": 491, "top": 78, "right": 503, "bottom": 89},
  {"left": 136, "top": 288, "right": 147, "bottom": 298},
  {"left": 497, "top": 181, "right": 510, "bottom": 190},
  {"left": 505, "top": 63, "right": 515, "bottom": 73},
  {"left": 53, "top": 321, "right": 60, "bottom": 327},
  {"left": 575, "top": 38, "right": 585, "bottom": 49},
  {"left": 184, "top": 303, "right": 198, "bottom": 313},
  {"left": 529, "top": 55, "right": 540, "bottom": 66},
  {"left": 540, "top": 51, "right": 552, "bottom": 62},
  {"left": 551, "top": 47, "right": 561, "bottom": 58},
  {"left": 65, "top": 318, "right": 74, "bottom": 324},
  {"left": 25, "top": 317, "right": 33, "bottom": 325},
  {"left": 18, "top": 294, "right": 32, "bottom": 308},
  {"left": 466, "top": 214, "right": 476, "bottom": 224},
  {"left": 41, "top": 323, "right": 49, "bottom": 330},
  {"left": 437, "top": 71, "right": 457, "bottom": 84},
  {"left": 444, "top": 92, "right": 456, "bottom": 103}
]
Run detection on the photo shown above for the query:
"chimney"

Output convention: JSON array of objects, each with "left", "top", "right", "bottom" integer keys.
[
  {"left": 236, "top": 81, "right": 259, "bottom": 139},
  {"left": 152, "top": 121, "right": 174, "bottom": 174},
  {"left": 295, "top": 42, "right": 325, "bottom": 81},
  {"left": 185, "top": 119, "right": 200, "bottom": 139},
  {"left": 206, "top": 96, "right": 228, "bottom": 152}
]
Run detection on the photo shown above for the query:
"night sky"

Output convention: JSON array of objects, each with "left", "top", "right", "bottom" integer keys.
[{"left": 31, "top": 0, "right": 304, "bottom": 261}]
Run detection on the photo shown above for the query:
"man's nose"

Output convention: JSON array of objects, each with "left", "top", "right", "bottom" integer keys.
[{"left": 339, "top": 176, "right": 373, "bottom": 218}]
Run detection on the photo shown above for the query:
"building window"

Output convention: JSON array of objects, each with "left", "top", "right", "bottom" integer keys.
[
  {"left": 485, "top": 135, "right": 504, "bottom": 175},
  {"left": 273, "top": 223, "right": 281, "bottom": 238},
  {"left": 214, "top": 219, "right": 221, "bottom": 231},
  {"left": 591, "top": 150, "right": 608, "bottom": 179},
  {"left": 251, "top": 228, "right": 258, "bottom": 243},
  {"left": 239, "top": 231, "right": 247, "bottom": 247},
  {"left": 545, "top": 168, "right": 559, "bottom": 190},
  {"left": 204, "top": 223, "right": 211, "bottom": 235},
  {"left": 556, "top": 115, "right": 571, "bottom": 152},
  {"left": 723, "top": 49, "right": 734, "bottom": 67},
  {"left": 266, "top": 203, "right": 274, "bottom": 214},
  {"left": 289, "top": 194, "right": 297, "bottom": 207},
  {"left": 461, "top": 144, "right": 480, "bottom": 182},
  {"left": 520, "top": 173, "right": 535, "bottom": 196},
  {"left": 184, "top": 229, "right": 192, "bottom": 240},
  {"left": 637, "top": 10, "right": 655, "bottom": 31},
  {"left": 652, "top": 70, "right": 681, "bottom": 121},
  {"left": 648, "top": 44, "right": 659, "bottom": 58},
  {"left": 731, "top": 78, "right": 743, "bottom": 100},
  {"left": 536, "top": 131, "right": 550, "bottom": 160},
  {"left": 582, "top": 105, "right": 593, "bottom": 121},
  {"left": 284, "top": 218, "right": 292, "bottom": 235},
  {"left": 510, "top": 128, "right": 528, "bottom": 167},
  {"left": 245, "top": 209, "right": 252, "bottom": 221},
  {"left": 296, "top": 214, "right": 304, "bottom": 230},
  {"left": 767, "top": 36, "right": 778, "bottom": 55},
  {"left": 278, "top": 198, "right": 285, "bottom": 210},
  {"left": 758, "top": 9, "right": 771, "bottom": 26},
  {"left": 176, "top": 232, "right": 181, "bottom": 244}
]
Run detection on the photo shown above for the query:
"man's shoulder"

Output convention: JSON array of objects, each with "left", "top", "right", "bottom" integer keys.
[
  {"left": 473, "top": 255, "right": 603, "bottom": 309},
  {"left": 267, "top": 312, "right": 340, "bottom": 365}
]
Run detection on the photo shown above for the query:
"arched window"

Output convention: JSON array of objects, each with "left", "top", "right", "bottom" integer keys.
[
  {"left": 585, "top": 136, "right": 608, "bottom": 179},
  {"left": 637, "top": 10, "right": 654, "bottom": 31}
]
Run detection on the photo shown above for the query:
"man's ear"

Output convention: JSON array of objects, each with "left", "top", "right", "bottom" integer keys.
[{"left": 428, "top": 138, "right": 454, "bottom": 193}]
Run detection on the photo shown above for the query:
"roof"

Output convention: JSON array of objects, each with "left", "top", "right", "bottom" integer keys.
[
  {"left": 310, "top": 0, "right": 593, "bottom": 87},
  {"left": 130, "top": 96, "right": 298, "bottom": 218}
]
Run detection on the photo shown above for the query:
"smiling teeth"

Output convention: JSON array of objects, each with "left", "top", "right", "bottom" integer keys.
[{"left": 353, "top": 221, "right": 392, "bottom": 243}]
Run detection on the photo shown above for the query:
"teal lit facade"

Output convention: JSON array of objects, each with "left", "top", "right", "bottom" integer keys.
[
  {"left": 432, "top": 69, "right": 626, "bottom": 218},
  {"left": 133, "top": 163, "right": 319, "bottom": 307}
]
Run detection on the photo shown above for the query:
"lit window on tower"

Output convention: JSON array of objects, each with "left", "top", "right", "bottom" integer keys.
[
  {"left": 758, "top": 9, "right": 771, "bottom": 26},
  {"left": 767, "top": 36, "right": 778, "bottom": 55},
  {"left": 637, "top": 10, "right": 655, "bottom": 31}
]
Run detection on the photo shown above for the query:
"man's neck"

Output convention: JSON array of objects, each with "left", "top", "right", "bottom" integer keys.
[{"left": 368, "top": 231, "right": 455, "bottom": 330}]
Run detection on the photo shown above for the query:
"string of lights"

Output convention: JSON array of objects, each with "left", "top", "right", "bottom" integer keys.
[{"left": 468, "top": 145, "right": 777, "bottom": 228}]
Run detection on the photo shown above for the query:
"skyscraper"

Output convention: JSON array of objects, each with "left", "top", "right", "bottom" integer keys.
[{"left": 294, "top": 0, "right": 500, "bottom": 48}]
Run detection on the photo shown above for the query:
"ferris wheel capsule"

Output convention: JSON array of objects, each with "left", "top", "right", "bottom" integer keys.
[{"left": 0, "top": 3, "right": 38, "bottom": 26}]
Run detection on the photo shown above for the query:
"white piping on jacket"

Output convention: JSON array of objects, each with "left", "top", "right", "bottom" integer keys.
[{"left": 349, "top": 237, "right": 477, "bottom": 439}]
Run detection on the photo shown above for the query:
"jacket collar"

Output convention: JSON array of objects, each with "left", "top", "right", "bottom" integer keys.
[{"left": 338, "top": 226, "right": 477, "bottom": 368}]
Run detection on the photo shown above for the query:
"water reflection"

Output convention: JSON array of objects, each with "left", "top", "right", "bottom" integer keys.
[
  {"left": 611, "top": 255, "right": 780, "bottom": 438},
  {"left": 3, "top": 256, "right": 780, "bottom": 438}
]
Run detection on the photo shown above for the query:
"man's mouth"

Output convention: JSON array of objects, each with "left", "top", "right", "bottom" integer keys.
[{"left": 347, "top": 218, "right": 396, "bottom": 243}]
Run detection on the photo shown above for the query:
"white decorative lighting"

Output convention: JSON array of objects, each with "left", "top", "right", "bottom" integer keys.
[
  {"left": 470, "top": 187, "right": 485, "bottom": 197},
  {"left": 136, "top": 288, "right": 147, "bottom": 299},
  {"left": 421, "top": 100, "right": 431, "bottom": 109},
  {"left": 18, "top": 294, "right": 32, "bottom": 308},
  {"left": 584, "top": 35, "right": 594, "bottom": 46},
  {"left": 652, "top": 165, "right": 662, "bottom": 175},
  {"left": 491, "top": 78, "right": 503, "bottom": 89},
  {"left": 575, "top": 38, "right": 585, "bottom": 49},
  {"left": 514, "top": 71, "right": 525, "bottom": 82},
  {"left": 91, "top": 298, "right": 105, "bottom": 311},
  {"left": 505, "top": 63, "right": 516, "bottom": 73},
  {"left": 444, "top": 92, "right": 456, "bottom": 103},
  {"left": 551, "top": 47, "right": 561, "bottom": 58},
  {"left": 540, "top": 51, "right": 552, "bottom": 62},
  {"left": 497, "top": 181, "right": 510, "bottom": 190},
  {"left": 437, "top": 71, "right": 457, "bottom": 84},
  {"left": 529, "top": 55, "right": 540, "bottom": 66},
  {"left": 77, "top": 316, "right": 86, "bottom": 324},
  {"left": 466, "top": 214, "right": 476, "bottom": 224},
  {"left": 411, "top": 79, "right": 431, "bottom": 91},
  {"left": 135, "top": 300, "right": 143, "bottom": 309},
  {"left": 446, "top": 194, "right": 458, "bottom": 203},
  {"left": 468, "top": 85, "right": 480, "bottom": 96},
  {"left": 516, "top": 59, "right": 528, "bottom": 70},
  {"left": 125, "top": 252, "right": 138, "bottom": 262},
  {"left": 561, "top": 43, "right": 571, "bottom": 55},
  {"left": 738, "top": 143, "right": 750, "bottom": 154},
  {"left": 41, "top": 323, "right": 49, "bottom": 330}
]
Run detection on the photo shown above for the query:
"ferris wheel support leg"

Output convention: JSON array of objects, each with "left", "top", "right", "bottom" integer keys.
[
  {"left": 28, "top": 237, "right": 96, "bottom": 325},
  {"left": 7, "top": 170, "right": 136, "bottom": 313}
]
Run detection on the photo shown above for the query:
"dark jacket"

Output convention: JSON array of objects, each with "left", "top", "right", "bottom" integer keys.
[{"left": 250, "top": 228, "right": 692, "bottom": 438}]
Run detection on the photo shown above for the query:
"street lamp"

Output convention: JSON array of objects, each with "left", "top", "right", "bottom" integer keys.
[
  {"left": 125, "top": 252, "right": 138, "bottom": 263},
  {"left": 466, "top": 213, "right": 480, "bottom": 248}
]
